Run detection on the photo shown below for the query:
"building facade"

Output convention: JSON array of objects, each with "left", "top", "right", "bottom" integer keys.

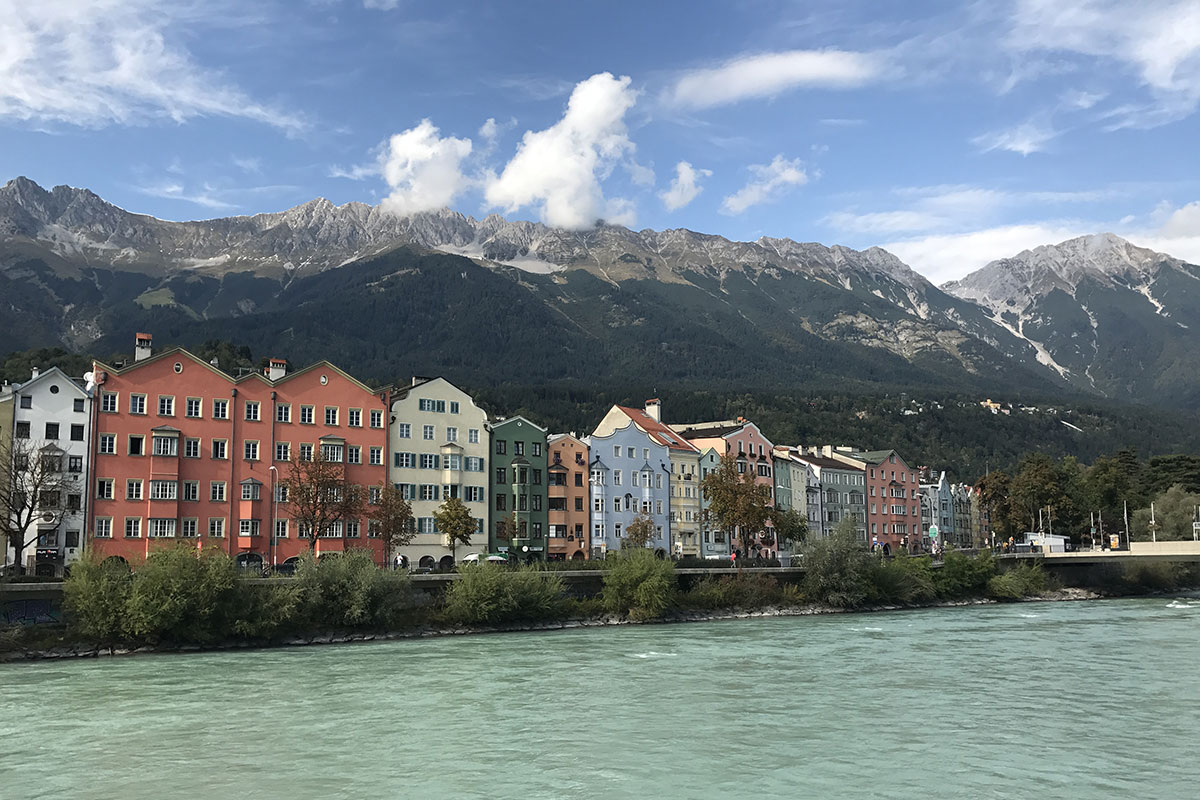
[
  {"left": 389, "top": 377, "right": 489, "bottom": 569},
  {"left": 548, "top": 433, "right": 590, "bottom": 560},
  {"left": 794, "top": 453, "right": 866, "bottom": 541},
  {"left": 587, "top": 419, "right": 671, "bottom": 557},
  {"left": 87, "top": 339, "right": 388, "bottom": 569},
  {"left": 2, "top": 368, "right": 91, "bottom": 576},
  {"left": 671, "top": 418, "right": 775, "bottom": 558},
  {"left": 697, "top": 447, "right": 727, "bottom": 558},
  {"left": 593, "top": 401, "right": 700, "bottom": 557},
  {"left": 489, "top": 416, "right": 548, "bottom": 562}
]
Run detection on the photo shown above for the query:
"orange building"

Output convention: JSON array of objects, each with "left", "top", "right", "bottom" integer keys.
[
  {"left": 86, "top": 336, "right": 389, "bottom": 569},
  {"left": 547, "top": 434, "right": 590, "bottom": 560}
]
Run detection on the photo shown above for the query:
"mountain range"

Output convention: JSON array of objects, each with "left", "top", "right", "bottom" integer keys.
[{"left": 3, "top": 176, "right": 1199, "bottom": 408}]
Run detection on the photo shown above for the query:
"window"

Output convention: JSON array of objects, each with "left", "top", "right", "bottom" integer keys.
[
  {"left": 532, "top": 442, "right": 541, "bottom": 457},
  {"left": 101, "top": 392, "right": 118, "bottom": 413},
  {"left": 241, "top": 482, "right": 260, "bottom": 501},
  {"left": 181, "top": 519, "right": 198, "bottom": 538},
  {"left": 514, "top": 441, "right": 524, "bottom": 456},
  {"left": 575, "top": 497, "right": 584, "bottom": 511},
  {"left": 418, "top": 399, "right": 446, "bottom": 412},
  {"left": 423, "top": 424, "right": 435, "bottom": 440},
  {"left": 593, "top": 497, "right": 603, "bottom": 512},
  {"left": 210, "top": 482, "right": 226, "bottom": 502},
  {"left": 446, "top": 426, "right": 458, "bottom": 442},
  {"left": 299, "top": 405, "right": 314, "bottom": 425},
  {"left": 396, "top": 483, "right": 416, "bottom": 501},
  {"left": 419, "top": 453, "right": 440, "bottom": 469},
  {"left": 183, "top": 481, "right": 199, "bottom": 502},
  {"left": 656, "top": 474, "right": 663, "bottom": 489},
  {"left": 124, "top": 517, "right": 142, "bottom": 538},
  {"left": 348, "top": 409, "right": 362, "bottom": 427},
  {"left": 345, "top": 521, "right": 360, "bottom": 538},
  {"left": 128, "top": 435, "right": 144, "bottom": 456},
  {"left": 465, "top": 486, "right": 484, "bottom": 502},
  {"left": 495, "top": 440, "right": 506, "bottom": 455},
  {"left": 656, "top": 500, "right": 663, "bottom": 515},
  {"left": 244, "top": 440, "right": 259, "bottom": 461},
  {"left": 99, "top": 434, "right": 115, "bottom": 454},
  {"left": 419, "top": 484, "right": 440, "bottom": 501},
  {"left": 394, "top": 451, "right": 415, "bottom": 469},
  {"left": 274, "top": 519, "right": 288, "bottom": 538},
  {"left": 212, "top": 440, "right": 228, "bottom": 460},
  {"left": 417, "top": 518, "right": 436, "bottom": 534},
  {"left": 130, "top": 394, "right": 146, "bottom": 415},
  {"left": 239, "top": 519, "right": 260, "bottom": 537},
  {"left": 275, "top": 485, "right": 289, "bottom": 503},
  {"left": 96, "top": 479, "right": 113, "bottom": 499},
  {"left": 95, "top": 518, "right": 112, "bottom": 538},
  {"left": 613, "top": 498, "right": 620, "bottom": 512},
  {"left": 348, "top": 446, "right": 361, "bottom": 465},
  {"left": 158, "top": 396, "right": 175, "bottom": 416},
  {"left": 299, "top": 443, "right": 314, "bottom": 461},
  {"left": 149, "top": 480, "right": 177, "bottom": 500},
  {"left": 126, "top": 480, "right": 143, "bottom": 500},
  {"left": 321, "top": 443, "right": 343, "bottom": 462},
  {"left": 397, "top": 423, "right": 411, "bottom": 439},
  {"left": 19, "top": 395, "right": 31, "bottom": 409},
  {"left": 324, "top": 406, "right": 338, "bottom": 426},
  {"left": 444, "top": 453, "right": 462, "bottom": 471},
  {"left": 495, "top": 467, "right": 507, "bottom": 484},
  {"left": 45, "top": 422, "right": 60, "bottom": 440},
  {"left": 468, "top": 428, "right": 479, "bottom": 444},
  {"left": 615, "top": 523, "right": 623, "bottom": 539},
  {"left": 518, "top": 494, "right": 528, "bottom": 511},
  {"left": 68, "top": 455, "right": 83, "bottom": 473},
  {"left": 273, "top": 442, "right": 290, "bottom": 462},
  {"left": 149, "top": 518, "right": 176, "bottom": 538},
  {"left": 465, "top": 456, "right": 484, "bottom": 472},
  {"left": 613, "top": 445, "right": 620, "bottom": 458},
  {"left": 276, "top": 403, "right": 291, "bottom": 422},
  {"left": 14, "top": 421, "right": 29, "bottom": 439},
  {"left": 369, "top": 409, "right": 383, "bottom": 428},
  {"left": 212, "top": 399, "right": 229, "bottom": 420},
  {"left": 532, "top": 469, "right": 541, "bottom": 485},
  {"left": 592, "top": 469, "right": 604, "bottom": 486},
  {"left": 627, "top": 447, "right": 635, "bottom": 458},
  {"left": 73, "top": 398, "right": 85, "bottom": 413},
  {"left": 531, "top": 522, "right": 542, "bottom": 539},
  {"left": 186, "top": 397, "right": 202, "bottom": 418},
  {"left": 369, "top": 447, "right": 382, "bottom": 466},
  {"left": 245, "top": 401, "right": 261, "bottom": 421},
  {"left": 496, "top": 493, "right": 507, "bottom": 511},
  {"left": 70, "top": 424, "right": 84, "bottom": 442},
  {"left": 153, "top": 435, "right": 177, "bottom": 456},
  {"left": 450, "top": 401, "right": 460, "bottom": 414},
  {"left": 613, "top": 470, "right": 622, "bottom": 486}
]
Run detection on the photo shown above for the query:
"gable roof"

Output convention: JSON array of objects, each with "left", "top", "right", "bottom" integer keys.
[
  {"left": 615, "top": 406, "right": 699, "bottom": 453},
  {"left": 792, "top": 454, "right": 864, "bottom": 471},
  {"left": 671, "top": 420, "right": 746, "bottom": 440}
]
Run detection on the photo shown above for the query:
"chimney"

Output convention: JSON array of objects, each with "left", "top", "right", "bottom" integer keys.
[
  {"left": 31, "top": 367, "right": 40, "bottom": 380},
  {"left": 268, "top": 358, "right": 288, "bottom": 381},
  {"left": 644, "top": 398, "right": 661, "bottom": 422},
  {"left": 134, "top": 332, "right": 153, "bottom": 362}
]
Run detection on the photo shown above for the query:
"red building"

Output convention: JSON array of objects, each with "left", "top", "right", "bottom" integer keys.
[
  {"left": 826, "top": 447, "right": 922, "bottom": 554},
  {"left": 547, "top": 434, "right": 590, "bottom": 560},
  {"left": 87, "top": 337, "right": 389, "bottom": 569}
]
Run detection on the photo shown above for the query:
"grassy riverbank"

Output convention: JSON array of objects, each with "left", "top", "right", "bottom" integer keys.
[{"left": 4, "top": 538, "right": 1198, "bottom": 661}]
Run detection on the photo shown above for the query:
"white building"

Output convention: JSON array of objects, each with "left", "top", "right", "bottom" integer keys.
[
  {"left": 388, "top": 377, "right": 489, "bottom": 569},
  {"left": 2, "top": 367, "right": 92, "bottom": 576}
]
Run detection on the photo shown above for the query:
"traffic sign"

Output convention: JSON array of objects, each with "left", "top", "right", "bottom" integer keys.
[{"left": 928, "top": 525, "right": 939, "bottom": 538}]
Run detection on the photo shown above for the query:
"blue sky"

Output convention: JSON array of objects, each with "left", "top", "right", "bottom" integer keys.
[{"left": 2, "top": 0, "right": 1199, "bottom": 282}]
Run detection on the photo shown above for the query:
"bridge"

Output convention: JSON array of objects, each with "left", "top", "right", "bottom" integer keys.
[{"left": 1006, "top": 540, "right": 1200, "bottom": 564}]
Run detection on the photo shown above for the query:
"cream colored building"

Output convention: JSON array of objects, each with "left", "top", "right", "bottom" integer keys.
[{"left": 389, "top": 377, "right": 489, "bottom": 569}]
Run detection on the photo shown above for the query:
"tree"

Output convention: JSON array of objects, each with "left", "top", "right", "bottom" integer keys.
[
  {"left": 370, "top": 483, "right": 414, "bottom": 567},
  {"left": 623, "top": 512, "right": 656, "bottom": 549},
  {"left": 769, "top": 507, "right": 808, "bottom": 552},
  {"left": 434, "top": 496, "right": 476, "bottom": 560},
  {"left": 1131, "top": 485, "right": 1200, "bottom": 541},
  {"left": 281, "top": 451, "right": 365, "bottom": 554},
  {"left": 0, "top": 437, "right": 80, "bottom": 575},
  {"left": 700, "top": 452, "right": 773, "bottom": 560},
  {"left": 801, "top": 518, "right": 873, "bottom": 608},
  {"left": 975, "top": 470, "right": 1016, "bottom": 542}
]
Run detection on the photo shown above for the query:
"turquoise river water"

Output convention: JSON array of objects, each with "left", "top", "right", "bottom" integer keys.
[{"left": 2, "top": 597, "right": 1199, "bottom": 799}]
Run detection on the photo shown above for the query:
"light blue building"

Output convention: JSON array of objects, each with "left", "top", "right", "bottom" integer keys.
[{"left": 587, "top": 420, "right": 672, "bottom": 557}]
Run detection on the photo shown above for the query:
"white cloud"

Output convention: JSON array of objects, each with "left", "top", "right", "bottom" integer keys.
[
  {"left": 1008, "top": 0, "right": 1200, "bottom": 127},
  {"left": 362, "top": 0, "right": 402, "bottom": 9},
  {"left": 135, "top": 181, "right": 239, "bottom": 210},
  {"left": 822, "top": 209, "right": 949, "bottom": 235},
  {"left": 485, "top": 72, "right": 638, "bottom": 229},
  {"left": 660, "top": 161, "right": 711, "bottom": 211},
  {"left": 1139, "top": 200, "right": 1200, "bottom": 263},
  {"left": 0, "top": 0, "right": 303, "bottom": 131},
  {"left": 720, "top": 155, "right": 808, "bottom": 215},
  {"left": 604, "top": 197, "right": 638, "bottom": 228},
  {"left": 478, "top": 118, "right": 500, "bottom": 141},
  {"left": 670, "top": 49, "right": 882, "bottom": 109},
  {"left": 885, "top": 223, "right": 1089, "bottom": 284},
  {"left": 233, "top": 156, "right": 262, "bottom": 174},
  {"left": 379, "top": 119, "right": 473, "bottom": 216},
  {"left": 328, "top": 162, "right": 380, "bottom": 180},
  {"left": 973, "top": 119, "right": 1058, "bottom": 155}
]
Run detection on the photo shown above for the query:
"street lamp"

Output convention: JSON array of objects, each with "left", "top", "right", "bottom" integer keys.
[{"left": 268, "top": 465, "right": 279, "bottom": 571}]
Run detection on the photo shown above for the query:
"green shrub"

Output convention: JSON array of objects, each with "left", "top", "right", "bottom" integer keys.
[
  {"left": 441, "top": 564, "right": 566, "bottom": 626},
  {"left": 986, "top": 563, "right": 1047, "bottom": 601},
  {"left": 800, "top": 529, "right": 873, "bottom": 608},
  {"left": 680, "top": 574, "right": 793, "bottom": 610},
  {"left": 868, "top": 555, "right": 938, "bottom": 605},
  {"left": 63, "top": 555, "right": 133, "bottom": 644},
  {"left": 230, "top": 581, "right": 300, "bottom": 640},
  {"left": 1120, "top": 561, "right": 1193, "bottom": 593},
  {"left": 934, "top": 551, "right": 997, "bottom": 599},
  {"left": 294, "top": 550, "right": 419, "bottom": 630},
  {"left": 123, "top": 546, "right": 240, "bottom": 644},
  {"left": 601, "top": 550, "right": 677, "bottom": 620}
]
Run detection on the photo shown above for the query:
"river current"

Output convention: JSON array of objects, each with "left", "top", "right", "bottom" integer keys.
[{"left": 2, "top": 597, "right": 1198, "bottom": 799}]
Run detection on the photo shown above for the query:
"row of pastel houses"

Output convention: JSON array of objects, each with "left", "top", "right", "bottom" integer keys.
[{"left": 1, "top": 334, "right": 991, "bottom": 576}]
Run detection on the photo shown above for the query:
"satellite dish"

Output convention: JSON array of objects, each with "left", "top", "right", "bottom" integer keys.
[{"left": 83, "top": 371, "right": 96, "bottom": 392}]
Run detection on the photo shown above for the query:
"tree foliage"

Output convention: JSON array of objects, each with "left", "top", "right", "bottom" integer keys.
[
  {"left": 433, "top": 496, "right": 476, "bottom": 559},
  {"left": 623, "top": 512, "right": 656, "bottom": 549},
  {"left": 1130, "top": 485, "right": 1200, "bottom": 541},
  {"left": 281, "top": 451, "right": 365, "bottom": 552},
  {"left": 370, "top": 483, "right": 414, "bottom": 566},
  {"left": 0, "top": 436, "right": 81, "bottom": 574},
  {"left": 700, "top": 452, "right": 773, "bottom": 557}
]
